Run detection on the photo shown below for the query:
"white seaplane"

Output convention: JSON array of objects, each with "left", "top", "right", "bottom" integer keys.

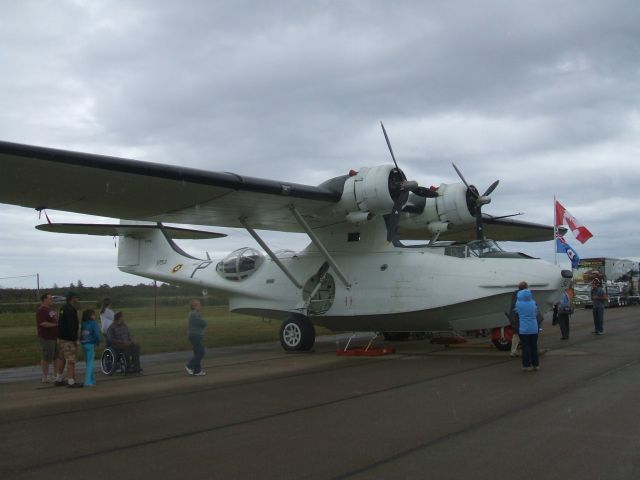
[{"left": 0, "top": 124, "right": 571, "bottom": 351}]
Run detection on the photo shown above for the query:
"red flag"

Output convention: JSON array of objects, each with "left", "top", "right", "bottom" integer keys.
[{"left": 555, "top": 200, "right": 593, "bottom": 244}]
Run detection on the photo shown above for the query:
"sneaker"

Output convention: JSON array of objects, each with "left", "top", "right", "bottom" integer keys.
[
  {"left": 521, "top": 367, "right": 533, "bottom": 372},
  {"left": 533, "top": 366, "right": 540, "bottom": 371},
  {"left": 54, "top": 380, "right": 66, "bottom": 387},
  {"left": 510, "top": 352, "right": 519, "bottom": 357},
  {"left": 194, "top": 371, "right": 206, "bottom": 376},
  {"left": 67, "top": 382, "right": 84, "bottom": 388},
  {"left": 597, "top": 331, "right": 604, "bottom": 335},
  {"left": 185, "top": 365, "right": 194, "bottom": 375}
]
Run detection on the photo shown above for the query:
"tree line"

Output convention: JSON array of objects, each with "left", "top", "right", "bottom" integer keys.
[{"left": 0, "top": 282, "right": 227, "bottom": 313}]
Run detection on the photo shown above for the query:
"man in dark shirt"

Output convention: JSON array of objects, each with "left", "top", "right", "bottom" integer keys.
[
  {"left": 36, "top": 292, "right": 58, "bottom": 383},
  {"left": 56, "top": 291, "right": 83, "bottom": 387}
]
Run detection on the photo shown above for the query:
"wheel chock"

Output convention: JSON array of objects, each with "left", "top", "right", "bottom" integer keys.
[
  {"left": 336, "top": 333, "right": 395, "bottom": 356},
  {"left": 336, "top": 346, "right": 396, "bottom": 356}
]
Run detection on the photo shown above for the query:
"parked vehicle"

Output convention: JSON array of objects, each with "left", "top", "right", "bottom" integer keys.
[{"left": 573, "top": 257, "right": 638, "bottom": 308}]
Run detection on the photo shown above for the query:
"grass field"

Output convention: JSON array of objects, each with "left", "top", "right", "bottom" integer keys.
[{"left": 0, "top": 305, "right": 330, "bottom": 368}]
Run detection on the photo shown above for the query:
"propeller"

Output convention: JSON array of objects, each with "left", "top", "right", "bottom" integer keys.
[
  {"left": 451, "top": 163, "right": 500, "bottom": 240},
  {"left": 380, "top": 122, "right": 438, "bottom": 243}
]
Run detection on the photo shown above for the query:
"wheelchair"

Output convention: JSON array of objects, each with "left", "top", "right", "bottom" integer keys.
[{"left": 100, "top": 344, "right": 128, "bottom": 375}]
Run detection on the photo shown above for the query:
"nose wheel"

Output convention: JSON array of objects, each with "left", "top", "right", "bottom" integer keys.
[{"left": 279, "top": 315, "right": 315, "bottom": 351}]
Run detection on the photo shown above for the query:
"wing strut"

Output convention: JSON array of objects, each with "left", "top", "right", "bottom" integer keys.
[
  {"left": 289, "top": 205, "right": 352, "bottom": 289},
  {"left": 239, "top": 217, "right": 303, "bottom": 289}
]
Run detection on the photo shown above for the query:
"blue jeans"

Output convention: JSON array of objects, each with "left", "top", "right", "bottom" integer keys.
[
  {"left": 187, "top": 334, "right": 205, "bottom": 374},
  {"left": 520, "top": 333, "right": 539, "bottom": 368},
  {"left": 82, "top": 343, "right": 96, "bottom": 385},
  {"left": 592, "top": 307, "right": 604, "bottom": 333}
]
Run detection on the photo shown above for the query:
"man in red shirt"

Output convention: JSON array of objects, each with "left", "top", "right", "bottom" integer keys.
[{"left": 36, "top": 292, "right": 59, "bottom": 383}]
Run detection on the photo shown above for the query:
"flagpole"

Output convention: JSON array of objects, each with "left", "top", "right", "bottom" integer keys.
[{"left": 553, "top": 195, "right": 558, "bottom": 265}]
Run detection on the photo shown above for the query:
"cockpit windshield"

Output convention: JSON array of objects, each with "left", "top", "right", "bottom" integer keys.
[{"left": 466, "top": 239, "right": 504, "bottom": 257}]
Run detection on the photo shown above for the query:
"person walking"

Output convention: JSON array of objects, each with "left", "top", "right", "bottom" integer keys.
[
  {"left": 185, "top": 299, "right": 208, "bottom": 376},
  {"left": 56, "top": 291, "right": 83, "bottom": 387},
  {"left": 80, "top": 309, "right": 100, "bottom": 387},
  {"left": 36, "top": 292, "right": 59, "bottom": 383},
  {"left": 556, "top": 289, "right": 572, "bottom": 340},
  {"left": 515, "top": 287, "right": 541, "bottom": 371},
  {"left": 591, "top": 278, "right": 607, "bottom": 335},
  {"left": 100, "top": 298, "right": 115, "bottom": 336}
]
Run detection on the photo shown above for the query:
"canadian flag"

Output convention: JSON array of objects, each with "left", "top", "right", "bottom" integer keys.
[{"left": 555, "top": 200, "right": 593, "bottom": 244}]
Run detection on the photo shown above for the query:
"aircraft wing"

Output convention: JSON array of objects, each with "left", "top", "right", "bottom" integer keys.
[
  {"left": 399, "top": 214, "right": 559, "bottom": 242},
  {"left": 0, "top": 140, "right": 559, "bottom": 242},
  {"left": 0, "top": 140, "right": 342, "bottom": 232}
]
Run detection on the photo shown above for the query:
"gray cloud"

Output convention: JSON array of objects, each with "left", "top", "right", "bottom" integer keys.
[{"left": 1, "top": 0, "right": 639, "bottom": 287}]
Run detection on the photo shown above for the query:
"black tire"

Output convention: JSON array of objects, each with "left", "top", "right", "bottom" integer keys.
[
  {"left": 101, "top": 349, "right": 115, "bottom": 375},
  {"left": 492, "top": 337, "right": 512, "bottom": 351},
  {"left": 279, "top": 315, "right": 315, "bottom": 351}
]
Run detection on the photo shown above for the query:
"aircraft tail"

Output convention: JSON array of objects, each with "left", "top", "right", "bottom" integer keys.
[{"left": 36, "top": 221, "right": 226, "bottom": 286}]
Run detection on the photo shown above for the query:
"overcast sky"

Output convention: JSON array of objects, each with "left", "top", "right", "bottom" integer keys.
[{"left": 1, "top": 0, "right": 639, "bottom": 289}]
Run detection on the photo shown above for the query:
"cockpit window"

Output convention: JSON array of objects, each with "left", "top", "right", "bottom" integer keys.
[
  {"left": 467, "top": 240, "right": 504, "bottom": 257},
  {"left": 216, "top": 247, "right": 264, "bottom": 281}
]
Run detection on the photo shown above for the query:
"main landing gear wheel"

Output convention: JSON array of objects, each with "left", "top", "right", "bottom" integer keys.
[
  {"left": 491, "top": 326, "right": 514, "bottom": 351},
  {"left": 279, "top": 315, "right": 315, "bottom": 352}
]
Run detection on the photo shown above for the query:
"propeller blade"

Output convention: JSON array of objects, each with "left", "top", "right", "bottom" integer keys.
[
  {"left": 483, "top": 180, "right": 499, "bottom": 197},
  {"left": 475, "top": 209, "right": 484, "bottom": 240},
  {"left": 380, "top": 122, "right": 399, "bottom": 171},
  {"left": 452, "top": 163, "right": 470, "bottom": 190},
  {"left": 411, "top": 186, "right": 439, "bottom": 198},
  {"left": 399, "top": 180, "right": 419, "bottom": 191},
  {"left": 386, "top": 190, "right": 409, "bottom": 242}
]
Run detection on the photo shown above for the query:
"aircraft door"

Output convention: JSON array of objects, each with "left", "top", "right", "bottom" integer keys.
[{"left": 302, "top": 262, "right": 335, "bottom": 315}]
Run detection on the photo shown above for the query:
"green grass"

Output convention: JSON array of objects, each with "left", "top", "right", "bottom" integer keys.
[{"left": 0, "top": 305, "right": 330, "bottom": 368}]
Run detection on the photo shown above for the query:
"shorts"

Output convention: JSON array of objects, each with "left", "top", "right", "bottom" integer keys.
[
  {"left": 58, "top": 339, "right": 77, "bottom": 363},
  {"left": 38, "top": 337, "right": 58, "bottom": 362}
]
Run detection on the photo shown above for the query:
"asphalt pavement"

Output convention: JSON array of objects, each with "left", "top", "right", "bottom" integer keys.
[{"left": 1, "top": 306, "right": 639, "bottom": 479}]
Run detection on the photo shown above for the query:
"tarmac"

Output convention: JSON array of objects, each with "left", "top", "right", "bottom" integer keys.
[{"left": 1, "top": 306, "right": 640, "bottom": 479}]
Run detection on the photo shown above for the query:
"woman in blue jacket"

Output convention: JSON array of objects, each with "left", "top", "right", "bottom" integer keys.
[
  {"left": 80, "top": 309, "right": 101, "bottom": 386},
  {"left": 515, "top": 288, "right": 541, "bottom": 371}
]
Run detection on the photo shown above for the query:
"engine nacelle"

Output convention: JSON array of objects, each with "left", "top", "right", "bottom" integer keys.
[
  {"left": 418, "top": 182, "right": 475, "bottom": 227},
  {"left": 398, "top": 182, "right": 475, "bottom": 234},
  {"left": 333, "top": 165, "right": 400, "bottom": 217}
]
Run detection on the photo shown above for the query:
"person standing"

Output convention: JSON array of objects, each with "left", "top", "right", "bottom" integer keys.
[
  {"left": 508, "top": 281, "right": 528, "bottom": 357},
  {"left": 185, "top": 299, "right": 207, "bottom": 376},
  {"left": 591, "top": 278, "right": 607, "bottom": 335},
  {"left": 80, "top": 309, "right": 100, "bottom": 387},
  {"left": 56, "top": 291, "right": 83, "bottom": 387},
  {"left": 106, "top": 311, "right": 142, "bottom": 373},
  {"left": 557, "top": 289, "right": 572, "bottom": 340},
  {"left": 515, "top": 287, "right": 541, "bottom": 371},
  {"left": 100, "top": 298, "right": 115, "bottom": 336},
  {"left": 36, "top": 293, "right": 59, "bottom": 383}
]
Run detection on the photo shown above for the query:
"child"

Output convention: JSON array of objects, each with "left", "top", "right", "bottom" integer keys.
[{"left": 80, "top": 309, "right": 101, "bottom": 387}]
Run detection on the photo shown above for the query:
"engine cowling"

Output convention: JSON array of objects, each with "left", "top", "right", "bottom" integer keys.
[
  {"left": 333, "top": 165, "right": 476, "bottom": 233},
  {"left": 410, "top": 182, "right": 475, "bottom": 231},
  {"left": 333, "top": 165, "right": 402, "bottom": 217}
]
